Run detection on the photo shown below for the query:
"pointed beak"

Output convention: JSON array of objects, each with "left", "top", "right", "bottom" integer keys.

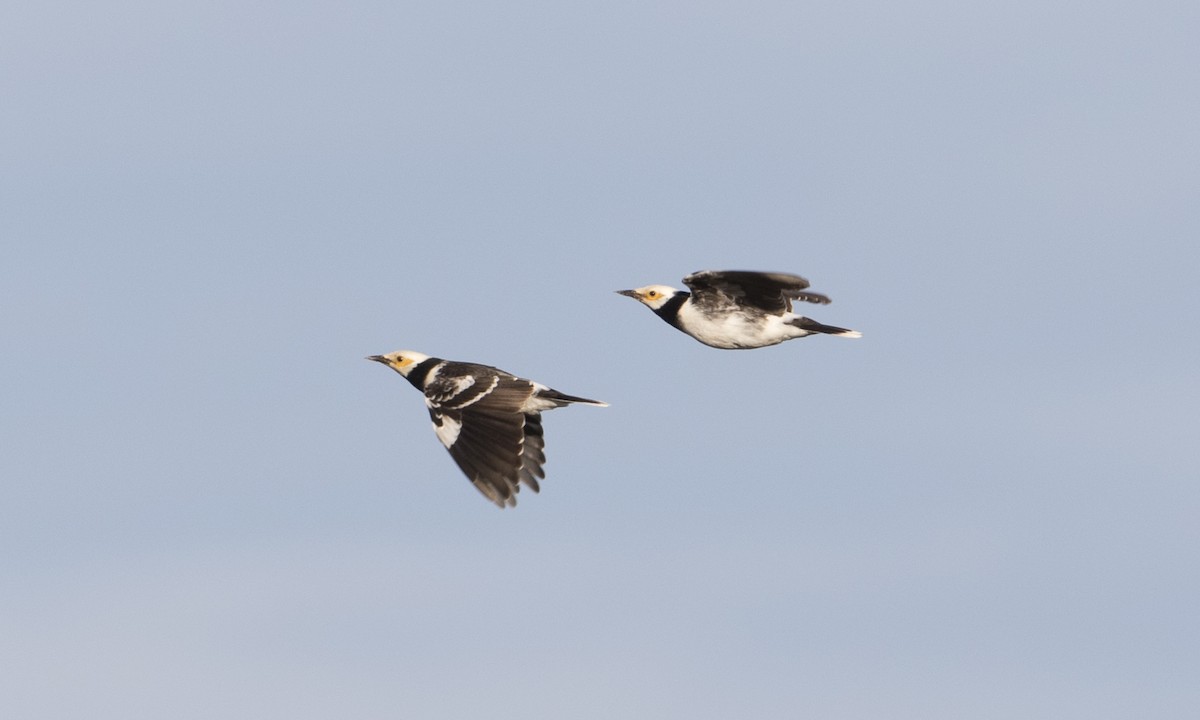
[
  {"left": 366, "top": 355, "right": 388, "bottom": 364},
  {"left": 616, "top": 289, "right": 640, "bottom": 299}
]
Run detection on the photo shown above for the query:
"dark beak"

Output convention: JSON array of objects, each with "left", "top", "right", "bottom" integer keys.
[
  {"left": 615, "top": 289, "right": 640, "bottom": 298},
  {"left": 366, "top": 355, "right": 388, "bottom": 364}
]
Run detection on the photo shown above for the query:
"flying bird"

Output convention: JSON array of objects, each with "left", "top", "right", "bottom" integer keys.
[
  {"left": 617, "top": 270, "right": 861, "bottom": 349},
  {"left": 367, "top": 350, "right": 607, "bottom": 507}
]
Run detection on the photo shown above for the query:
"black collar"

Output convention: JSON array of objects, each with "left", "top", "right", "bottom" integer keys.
[
  {"left": 406, "top": 357, "right": 440, "bottom": 390},
  {"left": 653, "top": 292, "right": 689, "bottom": 330}
]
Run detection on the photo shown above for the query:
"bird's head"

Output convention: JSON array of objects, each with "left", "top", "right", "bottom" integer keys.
[
  {"left": 616, "top": 285, "right": 679, "bottom": 310},
  {"left": 366, "top": 350, "right": 431, "bottom": 377}
]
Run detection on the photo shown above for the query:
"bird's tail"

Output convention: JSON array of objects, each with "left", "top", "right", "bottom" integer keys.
[
  {"left": 792, "top": 317, "right": 862, "bottom": 338},
  {"left": 540, "top": 389, "right": 609, "bottom": 407}
]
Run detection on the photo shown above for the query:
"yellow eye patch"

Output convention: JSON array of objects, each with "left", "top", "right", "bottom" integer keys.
[{"left": 386, "top": 355, "right": 415, "bottom": 369}]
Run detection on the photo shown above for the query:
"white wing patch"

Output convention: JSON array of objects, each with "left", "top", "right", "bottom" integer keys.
[
  {"left": 432, "top": 414, "right": 462, "bottom": 448},
  {"left": 424, "top": 374, "right": 495, "bottom": 410},
  {"left": 450, "top": 374, "right": 498, "bottom": 409},
  {"left": 445, "top": 375, "right": 476, "bottom": 398}
]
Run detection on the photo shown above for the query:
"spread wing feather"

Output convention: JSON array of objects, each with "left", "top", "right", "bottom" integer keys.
[
  {"left": 683, "top": 270, "right": 832, "bottom": 314},
  {"left": 425, "top": 364, "right": 543, "bottom": 507},
  {"left": 443, "top": 406, "right": 526, "bottom": 506}
]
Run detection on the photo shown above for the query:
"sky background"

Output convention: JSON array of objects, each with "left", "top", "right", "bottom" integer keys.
[{"left": 3, "top": 1, "right": 1198, "bottom": 718}]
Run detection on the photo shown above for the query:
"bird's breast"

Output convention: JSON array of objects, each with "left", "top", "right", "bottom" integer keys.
[{"left": 677, "top": 304, "right": 791, "bottom": 349}]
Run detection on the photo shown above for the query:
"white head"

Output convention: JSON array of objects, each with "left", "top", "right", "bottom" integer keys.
[
  {"left": 616, "top": 285, "right": 681, "bottom": 311},
  {"left": 366, "top": 349, "right": 431, "bottom": 377}
]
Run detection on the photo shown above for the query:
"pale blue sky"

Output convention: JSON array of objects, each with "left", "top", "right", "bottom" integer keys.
[{"left": 3, "top": 2, "right": 1198, "bottom": 718}]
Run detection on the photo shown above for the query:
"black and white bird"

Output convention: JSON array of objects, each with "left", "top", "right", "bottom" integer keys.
[
  {"left": 617, "top": 270, "right": 861, "bottom": 349},
  {"left": 367, "top": 350, "right": 607, "bottom": 508}
]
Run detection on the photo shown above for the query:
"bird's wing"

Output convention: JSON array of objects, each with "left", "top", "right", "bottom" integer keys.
[
  {"left": 425, "top": 365, "right": 540, "bottom": 507},
  {"left": 516, "top": 413, "right": 546, "bottom": 491},
  {"left": 683, "top": 270, "right": 831, "bottom": 313}
]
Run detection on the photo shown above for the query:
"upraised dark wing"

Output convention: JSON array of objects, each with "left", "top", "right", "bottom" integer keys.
[
  {"left": 683, "top": 270, "right": 831, "bottom": 313},
  {"left": 424, "top": 365, "right": 541, "bottom": 507}
]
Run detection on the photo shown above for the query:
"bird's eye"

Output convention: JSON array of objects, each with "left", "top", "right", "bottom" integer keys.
[{"left": 647, "top": 290, "right": 658, "bottom": 298}]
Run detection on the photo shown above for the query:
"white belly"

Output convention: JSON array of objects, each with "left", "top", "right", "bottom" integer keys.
[{"left": 677, "top": 305, "right": 804, "bottom": 349}]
